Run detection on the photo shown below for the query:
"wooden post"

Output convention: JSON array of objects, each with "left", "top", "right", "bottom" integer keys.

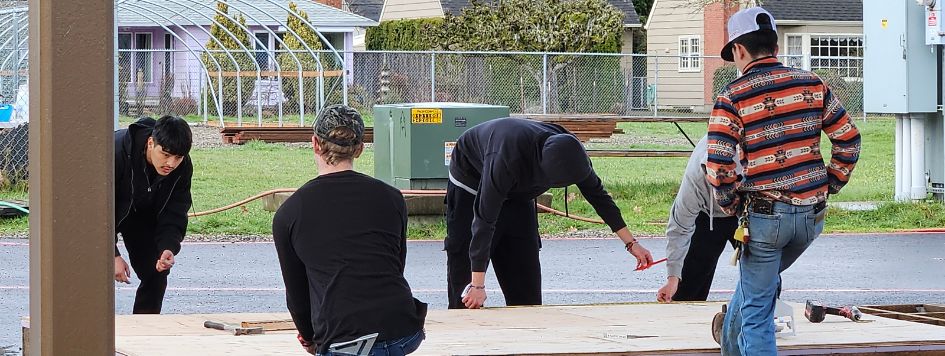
[{"left": 28, "top": 0, "right": 115, "bottom": 354}]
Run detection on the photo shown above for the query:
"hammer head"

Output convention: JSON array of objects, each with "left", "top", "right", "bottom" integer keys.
[
  {"left": 233, "top": 326, "right": 264, "bottom": 336},
  {"left": 805, "top": 300, "right": 826, "bottom": 323}
]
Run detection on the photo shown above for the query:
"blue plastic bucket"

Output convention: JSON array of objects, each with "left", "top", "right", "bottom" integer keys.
[{"left": 0, "top": 104, "right": 12, "bottom": 123}]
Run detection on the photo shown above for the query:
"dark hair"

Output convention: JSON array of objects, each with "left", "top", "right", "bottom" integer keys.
[
  {"left": 152, "top": 115, "right": 192, "bottom": 156},
  {"left": 731, "top": 14, "right": 779, "bottom": 59}
]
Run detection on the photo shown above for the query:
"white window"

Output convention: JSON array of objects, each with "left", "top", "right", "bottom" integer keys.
[
  {"left": 118, "top": 33, "right": 153, "bottom": 83},
  {"left": 163, "top": 33, "right": 174, "bottom": 75},
  {"left": 134, "top": 33, "right": 153, "bottom": 83},
  {"left": 678, "top": 36, "right": 702, "bottom": 72},
  {"left": 118, "top": 33, "right": 133, "bottom": 83},
  {"left": 809, "top": 35, "right": 863, "bottom": 78},
  {"left": 785, "top": 34, "right": 804, "bottom": 69},
  {"left": 254, "top": 32, "right": 271, "bottom": 71}
]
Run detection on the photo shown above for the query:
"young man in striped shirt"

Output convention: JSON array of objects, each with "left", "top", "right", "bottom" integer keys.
[{"left": 705, "top": 7, "right": 861, "bottom": 355}]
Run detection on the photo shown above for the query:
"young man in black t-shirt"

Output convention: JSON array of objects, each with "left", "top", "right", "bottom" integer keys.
[{"left": 273, "top": 105, "right": 426, "bottom": 355}]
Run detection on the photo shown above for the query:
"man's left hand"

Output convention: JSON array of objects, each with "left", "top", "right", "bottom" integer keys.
[{"left": 156, "top": 250, "right": 175, "bottom": 272}]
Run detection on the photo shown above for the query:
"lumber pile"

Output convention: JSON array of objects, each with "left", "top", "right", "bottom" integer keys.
[
  {"left": 586, "top": 149, "right": 692, "bottom": 158},
  {"left": 544, "top": 119, "right": 619, "bottom": 142},
  {"left": 221, "top": 127, "right": 374, "bottom": 145}
]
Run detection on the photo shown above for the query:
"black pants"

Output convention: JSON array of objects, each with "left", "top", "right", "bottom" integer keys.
[
  {"left": 673, "top": 212, "right": 739, "bottom": 301},
  {"left": 121, "top": 226, "right": 170, "bottom": 314},
  {"left": 444, "top": 182, "right": 541, "bottom": 309}
]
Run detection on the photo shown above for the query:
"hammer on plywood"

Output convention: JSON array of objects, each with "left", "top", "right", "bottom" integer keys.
[
  {"left": 204, "top": 320, "right": 264, "bottom": 336},
  {"left": 805, "top": 300, "right": 863, "bottom": 323}
]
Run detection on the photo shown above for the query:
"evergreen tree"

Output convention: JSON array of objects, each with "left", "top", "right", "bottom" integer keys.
[
  {"left": 277, "top": 1, "right": 324, "bottom": 114},
  {"left": 202, "top": 1, "right": 256, "bottom": 116}
]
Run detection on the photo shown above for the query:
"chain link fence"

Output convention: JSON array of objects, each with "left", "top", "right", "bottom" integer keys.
[
  {"left": 0, "top": 47, "right": 865, "bottom": 185},
  {"left": 0, "top": 6, "right": 28, "bottom": 187},
  {"left": 116, "top": 48, "right": 345, "bottom": 127},
  {"left": 347, "top": 51, "right": 863, "bottom": 118}
]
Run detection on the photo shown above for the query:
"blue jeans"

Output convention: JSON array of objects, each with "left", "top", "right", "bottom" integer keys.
[
  {"left": 320, "top": 329, "right": 425, "bottom": 356},
  {"left": 721, "top": 202, "right": 826, "bottom": 355}
]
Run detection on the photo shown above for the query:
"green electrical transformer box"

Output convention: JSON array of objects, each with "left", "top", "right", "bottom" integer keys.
[{"left": 374, "top": 102, "right": 510, "bottom": 190}]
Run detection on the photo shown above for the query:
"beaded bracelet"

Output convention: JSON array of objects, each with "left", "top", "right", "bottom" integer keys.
[{"left": 625, "top": 239, "right": 637, "bottom": 252}]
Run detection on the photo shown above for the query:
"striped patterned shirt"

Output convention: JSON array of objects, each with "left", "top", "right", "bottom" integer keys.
[{"left": 706, "top": 57, "right": 861, "bottom": 213}]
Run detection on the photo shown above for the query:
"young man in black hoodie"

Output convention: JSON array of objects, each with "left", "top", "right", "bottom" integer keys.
[
  {"left": 113, "top": 115, "right": 193, "bottom": 314},
  {"left": 446, "top": 117, "right": 654, "bottom": 309}
]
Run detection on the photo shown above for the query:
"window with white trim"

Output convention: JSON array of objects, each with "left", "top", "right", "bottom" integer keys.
[
  {"left": 118, "top": 33, "right": 132, "bottom": 84},
  {"left": 134, "top": 33, "right": 153, "bottom": 83},
  {"left": 163, "top": 33, "right": 174, "bottom": 75},
  {"left": 118, "top": 33, "right": 154, "bottom": 83},
  {"left": 254, "top": 32, "right": 271, "bottom": 71},
  {"left": 810, "top": 35, "right": 863, "bottom": 78},
  {"left": 678, "top": 36, "right": 702, "bottom": 72},
  {"left": 785, "top": 34, "right": 804, "bottom": 69}
]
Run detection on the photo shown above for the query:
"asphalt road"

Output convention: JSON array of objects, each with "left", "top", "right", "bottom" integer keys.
[{"left": 2, "top": 233, "right": 944, "bottom": 354}]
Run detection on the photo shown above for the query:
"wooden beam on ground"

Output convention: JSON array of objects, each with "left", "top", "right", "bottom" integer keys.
[
  {"left": 0, "top": 69, "right": 29, "bottom": 77},
  {"left": 587, "top": 150, "right": 693, "bottom": 158},
  {"left": 221, "top": 127, "right": 374, "bottom": 145},
  {"left": 207, "top": 70, "right": 343, "bottom": 78},
  {"left": 240, "top": 320, "right": 296, "bottom": 332},
  {"left": 28, "top": 0, "right": 115, "bottom": 354},
  {"left": 861, "top": 305, "right": 945, "bottom": 327}
]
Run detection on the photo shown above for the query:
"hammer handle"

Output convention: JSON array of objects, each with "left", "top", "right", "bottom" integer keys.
[{"left": 204, "top": 321, "right": 227, "bottom": 330}]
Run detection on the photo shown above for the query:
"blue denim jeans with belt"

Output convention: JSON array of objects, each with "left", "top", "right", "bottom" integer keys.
[
  {"left": 319, "top": 329, "right": 425, "bottom": 356},
  {"left": 721, "top": 201, "right": 826, "bottom": 355}
]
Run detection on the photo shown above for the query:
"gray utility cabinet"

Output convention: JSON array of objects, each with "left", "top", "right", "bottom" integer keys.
[{"left": 864, "top": 0, "right": 938, "bottom": 114}]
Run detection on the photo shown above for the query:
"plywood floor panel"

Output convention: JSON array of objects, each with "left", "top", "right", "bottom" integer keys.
[{"left": 109, "top": 302, "right": 945, "bottom": 356}]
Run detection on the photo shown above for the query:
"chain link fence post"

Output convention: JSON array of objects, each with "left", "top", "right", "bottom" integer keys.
[
  {"left": 430, "top": 51, "right": 436, "bottom": 102},
  {"left": 542, "top": 53, "right": 548, "bottom": 115}
]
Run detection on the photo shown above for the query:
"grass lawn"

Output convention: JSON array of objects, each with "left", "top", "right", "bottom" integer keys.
[{"left": 1, "top": 117, "right": 942, "bottom": 238}]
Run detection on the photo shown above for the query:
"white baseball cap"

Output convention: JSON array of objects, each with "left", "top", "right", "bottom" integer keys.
[{"left": 721, "top": 7, "right": 778, "bottom": 62}]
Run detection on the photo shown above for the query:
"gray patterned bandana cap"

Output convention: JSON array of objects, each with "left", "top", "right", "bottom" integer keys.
[{"left": 313, "top": 104, "right": 364, "bottom": 147}]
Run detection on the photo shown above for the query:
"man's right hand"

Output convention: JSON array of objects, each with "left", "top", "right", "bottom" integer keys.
[
  {"left": 115, "top": 256, "right": 131, "bottom": 284},
  {"left": 657, "top": 276, "right": 680, "bottom": 303},
  {"left": 462, "top": 285, "right": 487, "bottom": 309}
]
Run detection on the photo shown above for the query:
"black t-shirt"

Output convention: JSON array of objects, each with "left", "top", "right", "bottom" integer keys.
[{"left": 272, "top": 170, "right": 426, "bottom": 352}]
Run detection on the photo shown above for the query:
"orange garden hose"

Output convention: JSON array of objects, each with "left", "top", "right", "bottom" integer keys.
[
  {"left": 189, "top": 188, "right": 606, "bottom": 225},
  {"left": 188, "top": 188, "right": 298, "bottom": 217},
  {"left": 898, "top": 228, "right": 945, "bottom": 233}
]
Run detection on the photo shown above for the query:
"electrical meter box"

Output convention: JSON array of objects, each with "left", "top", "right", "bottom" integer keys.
[
  {"left": 864, "top": 0, "right": 938, "bottom": 113},
  {"left": 374, "top": 103, "right": 510, "bottom": 190}
]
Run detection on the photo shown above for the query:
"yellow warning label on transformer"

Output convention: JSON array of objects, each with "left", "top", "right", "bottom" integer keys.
[{"left": 411, "top": 108, "right": 443, "bottom": 124}]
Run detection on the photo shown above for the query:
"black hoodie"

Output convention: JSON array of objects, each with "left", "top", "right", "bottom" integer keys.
[
  {"left": 448, "top": 118, "right": 627, "bottom": 272},
  {"left": 114, "top": 118, "right": 193, "bottom": 257}
]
